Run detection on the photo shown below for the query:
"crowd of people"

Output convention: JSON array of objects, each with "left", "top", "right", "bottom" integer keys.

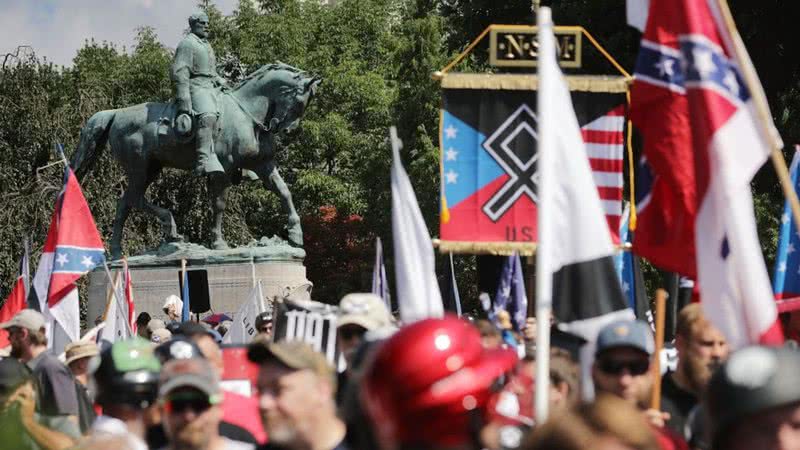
[{"left": 1, "top": 292, "right": 800, "bottom": 450}]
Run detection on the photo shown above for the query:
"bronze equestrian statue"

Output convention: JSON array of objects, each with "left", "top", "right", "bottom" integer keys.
[{"left": 71, "top": 61, "right": 320, "bottom": 260}]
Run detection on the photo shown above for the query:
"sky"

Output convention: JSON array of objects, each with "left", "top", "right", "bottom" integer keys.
[{"left": 0, "top": 0, "right": 240, "bottom": 67}]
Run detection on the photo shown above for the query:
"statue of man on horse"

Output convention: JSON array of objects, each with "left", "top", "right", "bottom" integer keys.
[
  {"left": 171, "top": 12, "right": 227, "bottom": 176},
  {"left": 71, "top": 13, "right": 321, "bottom": 260}
]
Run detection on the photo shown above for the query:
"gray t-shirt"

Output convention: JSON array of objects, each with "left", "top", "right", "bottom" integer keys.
[{"left": 27, "top": 351, "right": 79, "bottom": 417}]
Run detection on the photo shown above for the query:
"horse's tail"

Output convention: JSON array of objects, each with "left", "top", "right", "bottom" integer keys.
[{"left": 71, "top": 110, "right": 115, "bottom": 181}]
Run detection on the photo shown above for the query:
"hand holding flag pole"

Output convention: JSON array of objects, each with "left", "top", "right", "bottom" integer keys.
[{"left": 714, "top": 0, "right": 800, "bottom": 229}]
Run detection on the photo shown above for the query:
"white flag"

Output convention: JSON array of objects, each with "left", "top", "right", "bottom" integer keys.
[
  {"left": 390, "top": 126, "right": 443, "bottom": 323},
  {"left": 626, "top": 0, "right": 650, "bottom": 31},
  {"left": 224, "top": 281, "right": 266, "bottom": 344},
  {"left": 101, "top": 275, "right": 132, "bottom": 343}
]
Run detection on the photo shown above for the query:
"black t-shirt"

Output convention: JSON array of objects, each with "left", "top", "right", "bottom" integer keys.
[{"left": 660, "top": 372, "right": 698, "bottom": 440}]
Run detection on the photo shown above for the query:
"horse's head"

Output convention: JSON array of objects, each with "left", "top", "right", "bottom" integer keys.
[{"left": 236, "top": 63, "right": 322, "bottom": 135}]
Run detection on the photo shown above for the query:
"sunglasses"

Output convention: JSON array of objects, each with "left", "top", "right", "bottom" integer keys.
[
  {"left": 597, "top": 358, "right": 650, "bottom": 376},
  {"left": 163, "top": 392, "right": 218, "bottom": 414},
  {"left": 338, "top": 326, "right": 366, "bottom": 341}
]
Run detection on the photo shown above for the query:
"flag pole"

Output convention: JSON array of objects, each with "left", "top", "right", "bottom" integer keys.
[
  {"left": 650, "top": 288, "right": 667, "bottom": 410},
  {"left": 100, "top": 267, "right": 120, "bottom": 322},
  {"left": 534, "top": 5, "right": 553, "bottom": 424},
  {"left": 715, "top": 0, "right": 800, "bottom": 228}
]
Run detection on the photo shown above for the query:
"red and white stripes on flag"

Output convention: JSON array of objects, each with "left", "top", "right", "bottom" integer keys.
[{"left": 582, "top": 106, "right": 625, "bottom": 241}]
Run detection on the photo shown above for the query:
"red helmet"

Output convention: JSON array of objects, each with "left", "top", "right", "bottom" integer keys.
[{"left": 362, "top": 315, "right": 518, "bottom": 449}]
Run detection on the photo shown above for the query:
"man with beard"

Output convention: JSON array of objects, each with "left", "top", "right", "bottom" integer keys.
[
  {"left": 660, "top": 304, "right": 729, "bottom": 440},
  {"left": 1, "top": 310, "right": 80, "bottom": 426},
  {"left": 159, "top": 357, "right": 253, "bottom": 450},
  {"left": 247, "top": 340, "right": 348, "bottom": 450}
]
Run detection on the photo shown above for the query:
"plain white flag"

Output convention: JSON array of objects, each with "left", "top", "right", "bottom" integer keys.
[
  {"left": 224, "top": 281, "right": 266, "bottom": 344},
  {"left": 390, "top": 126, "right": 443, "bottom": 323}
]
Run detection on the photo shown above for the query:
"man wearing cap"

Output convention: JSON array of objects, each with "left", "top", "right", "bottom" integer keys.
[
  {"left": 0, "top": 358, "right": 80, "bottom": 450},
  {"left": 158, "top": 357, "right": 254, "bottom": 450},
  {"left": 64, "top": 340, "right": 100, "bottom": 432},
  {"left": 248, "top": 340, "right": 348, "bottom": 450},
  {"left": 151, "top": 328, "right": 173, "bottom": 344},
  {"left": 591, "top": 319, "right": 688, "bottom": 450},
  {"left": 163, "top": 295, "right": 183, "bottom": 324},
  {"left": 2, "top": 309, "right": 81, "bottom": 425},
  {"left": 705, "top": 346, "right": 800, "bottom": 450},
  {"left": 254, "top": 312, "right": 273, "bottom": 341},
  {"left": 87, "top": 338, "right": 163, "bottom": 450}
]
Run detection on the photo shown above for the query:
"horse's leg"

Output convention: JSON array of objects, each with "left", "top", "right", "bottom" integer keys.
[
  {"left": 208, "top": 174, "right": 231, "bottom": 250},
  {"left": 256, "top": 162, "right": 302, "bottom": 247},
  {"left": 110, "top": 190, "right": 132, "bottom": 260},
  {"left": 130, "top": 164, "right": 183, "bottom": 245}
]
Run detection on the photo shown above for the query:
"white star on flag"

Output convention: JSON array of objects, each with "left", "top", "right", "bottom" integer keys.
[
  {"left": 655, "top": 57, "right": 675, "bottom": 77},
  {"left": 692, "top": 48, "right": 715, "bottom": 78},
  {"left": 81, "top": 255, "right": 94, "bottom": 268},
  {"left": 779, "top": 262, "right": 787, "bottom": 273},
  {"left": 789, "top": 243, "right": 796, "bottom": 254},
  {"left": 56, "top": 253, "right": 69, "bottom": 267},
  {"left": 622, "top": 281, "right": 630, "bottom": 294},
  {"left": 722, "top": 70, "right": 739, "bottom": 96},
  {"left": 445, "top": 170, "right": 459, "bottom": 184},
  {"left": 445, "top": 147, "right": 458, "bottom": 161},
  {"left": 445, "top": 125, "right": 458, "bottom": 139},
  {"left": 783, "top": 213, "right": 790, "bottom": 224}
]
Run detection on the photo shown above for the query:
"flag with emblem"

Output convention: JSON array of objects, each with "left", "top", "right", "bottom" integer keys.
[
  {"left": 772, "top": 147, "right": 800, "bottom": 313},
  {"left": 0, "top": 245, "right": 30, "bottom": 348},
  {"left": 439, "top": 74, "right": 627, "bottom": 249},
  {"left": 31, "top": 161, "right": 105, "bottom": 343},
  {"left": 631, "top": 0, "right": 782, "bottom": 347}
]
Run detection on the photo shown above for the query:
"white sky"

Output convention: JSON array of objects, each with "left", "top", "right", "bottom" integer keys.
[{"left": 0, "top": 0, "right": 240, "bottom": 67}]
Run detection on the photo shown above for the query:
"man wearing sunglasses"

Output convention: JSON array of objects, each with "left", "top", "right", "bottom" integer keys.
[
  {"left": 159, "top": 357, "right": 254, "bottom": 450},
  {"left": 591, "top": 319, "right": 688, "bottom": 450}
]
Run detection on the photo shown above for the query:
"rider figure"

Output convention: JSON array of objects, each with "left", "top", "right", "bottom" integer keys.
[{"left": 171, "top": 12, "right": 226, "bottom": 176}]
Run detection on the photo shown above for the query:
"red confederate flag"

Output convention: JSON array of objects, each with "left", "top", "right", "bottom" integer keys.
[
  {"left": 631, "top": 0, "right": 783, "bottom": 347},
  {"left": 32, "top": 162, "right": 105, "bottom": 343},
  {"left": 0, "top": 247, "right": 29, "bottom": 347}
]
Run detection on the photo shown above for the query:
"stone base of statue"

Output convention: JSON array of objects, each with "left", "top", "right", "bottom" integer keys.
[{"left": 86, "top": 237, "right": 310, "bottom": 326}]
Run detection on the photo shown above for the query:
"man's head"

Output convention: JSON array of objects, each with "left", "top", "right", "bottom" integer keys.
[
  {"left": 0, "top": 309, "right": 47, "bottom": 361},
  {"left": 65, "top": 340, "right": 99, "bottom": 376},
  {"left": 188, "top": 12, "right": 210, "bottom": 39},
  {"left": 136, "top": 312, "right": 152, "bottom": 339},
  {"left": 591, "top": 320, "right": 654, "bottom": 406},
  {"left": 248, "top": 339, "right": 337, "bottom": 447},
  {"left": 475, "top": 319, "right": 502, "bottom": 349},
  {"left": 162, "top": 295, "right": 183, "bottom": 321},
  {"left": 674, "top": 303, "right": 729, "bottom": 394},
  {"left": 337, "top": 293, "right": 392, "bottom": 365},
  {"left": 150, "top": 328, "right": 172, "bottom": 345},
  {"left": 94, "top": 338, "right": 161, "bottom": 410},
  {"left": 362, "top": 316, "right": 518, "bottom": 450},
  {"left": 159, "top": 358, "right": 222, "bottom": 450},
  {"left": 255, "top": 312, "right": 273, "bottom": 340},
  {"left": 707, "top": 346, "right": 800, "bottom": 450}
]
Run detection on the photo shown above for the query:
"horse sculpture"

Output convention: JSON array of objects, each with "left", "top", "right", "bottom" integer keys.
[{"left": 71, "top": 63, "right": 320, "bottom": 260}]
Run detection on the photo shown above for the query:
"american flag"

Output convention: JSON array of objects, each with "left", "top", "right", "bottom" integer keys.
[{"left": 583, "top": 105, "right": 625, "bottom": 241}]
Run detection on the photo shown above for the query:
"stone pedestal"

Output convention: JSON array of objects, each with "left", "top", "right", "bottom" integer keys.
[{"left": 87, "top": 238, "right": 310, "bottom": 325}]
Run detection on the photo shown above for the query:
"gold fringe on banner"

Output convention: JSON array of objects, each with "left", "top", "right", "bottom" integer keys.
[
  {"left": 433, "top": 239, "right": 537, "bottom": 256},
  {"left": 440, "top": 73, "right": 630, "bottom": 93}
]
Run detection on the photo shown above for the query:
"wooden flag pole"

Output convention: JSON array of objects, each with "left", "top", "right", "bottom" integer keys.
[
  {"left": 650, "top": 288, "right": 667, "bottom": 410},
  {"left": 100, "top": 270, "right": 120, "bottom": 322},
  {"left": 715, "top": 0, "right": 800, "bottom": 228}
]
